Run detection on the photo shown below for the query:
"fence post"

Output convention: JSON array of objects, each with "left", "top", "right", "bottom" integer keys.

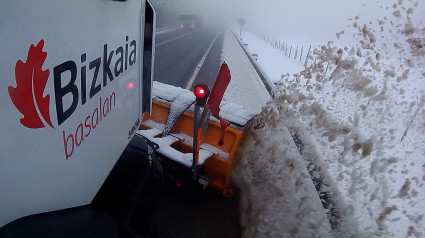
[
  {"left": 304, "top": 45, "right": 312, "bottom": 67},
  {"left": 299, "top": 45, "right": 304, "bottom": 62}
]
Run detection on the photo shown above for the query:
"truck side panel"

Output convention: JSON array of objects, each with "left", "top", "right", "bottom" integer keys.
[{"left": 0, "top": 0, "right": 150, "bottom": 227}]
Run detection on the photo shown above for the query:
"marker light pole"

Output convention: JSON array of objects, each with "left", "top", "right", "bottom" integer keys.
[{"left": 192, "top": 84, "right": 210, "bottom": 181}]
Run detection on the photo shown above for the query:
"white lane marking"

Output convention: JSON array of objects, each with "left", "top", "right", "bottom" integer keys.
[
  {"left": 155, "top": 27, "right": 178, "bottom": 35},
  {"left": 185, "top": 32, "right": 220, "bottom": 90},
  {"left": 155, "top": 31, "right": 196, "bottom": 47}
]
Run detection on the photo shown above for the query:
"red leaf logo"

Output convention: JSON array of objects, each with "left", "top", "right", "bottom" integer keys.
[{"left": 8, "top": 39, "right": 54, "bottom": 129}]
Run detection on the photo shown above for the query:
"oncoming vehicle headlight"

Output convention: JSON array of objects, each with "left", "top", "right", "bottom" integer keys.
[{"left": 180, "top": 24, "right": 184, "bottom": 28}]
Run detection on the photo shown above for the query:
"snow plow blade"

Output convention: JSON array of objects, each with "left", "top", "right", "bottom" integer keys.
[{"left": 138, "top": 82, "right": 256, "bottom": 197}]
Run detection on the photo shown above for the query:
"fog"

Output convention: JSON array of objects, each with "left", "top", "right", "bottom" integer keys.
[{"left": 151, "top": 0, "right": 424, "bottom": 42}]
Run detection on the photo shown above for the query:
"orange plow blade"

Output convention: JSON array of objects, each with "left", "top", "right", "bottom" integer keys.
[{"left": 138, "top": 82, "right": 256, "bottom": 197}]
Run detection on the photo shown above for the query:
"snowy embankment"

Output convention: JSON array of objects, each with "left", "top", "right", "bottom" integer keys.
[
  {"left": 221, "top": 30, "right": 333, "bottom": 236},
  {"left": 230, "top": 0, "right": 425, "bottom": 237}
]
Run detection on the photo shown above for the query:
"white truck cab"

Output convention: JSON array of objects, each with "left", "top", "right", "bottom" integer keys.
[{"left": 0, "top": 0, "right": 157, "bottom": 236}]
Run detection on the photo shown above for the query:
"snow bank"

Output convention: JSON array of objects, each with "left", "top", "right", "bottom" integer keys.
[
  {"left": 232, "top": 106, "right": 334, "bottom": 237},
  {"left": 233, "top": 0, "right": 425, "bottom": 237},
  {"left": 237, "top": 32, "right": 305, "bottom": 83},
  {"left": 221, "top": 30, "right": 271, "bottom": 114}
]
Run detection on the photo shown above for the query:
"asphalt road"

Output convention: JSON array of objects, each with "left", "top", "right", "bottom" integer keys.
[
  {"left": 155, "top": 179, "right": 241, "bottom": 238},
  {"left": 154, "top": 28, "right": 223, "bottom": 89},
  {"left": 152, "top": 28, "right": 242, "bottom": 238}
]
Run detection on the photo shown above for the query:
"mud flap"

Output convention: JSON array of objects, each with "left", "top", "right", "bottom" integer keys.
[{"left": 0, "top": 205, "right": 126, "bottom": 238}]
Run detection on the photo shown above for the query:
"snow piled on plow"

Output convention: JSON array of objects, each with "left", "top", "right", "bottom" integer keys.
[
  {"left": 230, "top": 0, "right": 425, "bottom": 237},
  {"left": 152, "top": 81, "right": 257, "bottom": 128}
]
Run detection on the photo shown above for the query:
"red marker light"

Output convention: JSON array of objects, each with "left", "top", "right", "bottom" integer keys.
[
  {"left": 127, "top": 82, "right": 135, "bottom": 90},
  {"left": 193, "top": 83, "right": 210, "bottom": 106},
  {"left": 194, "top": 86, "right": 205, "bottom": 98}
]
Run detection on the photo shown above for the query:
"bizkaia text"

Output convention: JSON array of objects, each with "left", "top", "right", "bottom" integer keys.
[
  {"left": 56, "top": 36, "right": 136, "bottom": 159},
  {"left": 54, "top": 36, "right": 136, "bottom": 125}
]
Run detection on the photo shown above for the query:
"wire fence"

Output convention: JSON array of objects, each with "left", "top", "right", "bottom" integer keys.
[{"left": 256, "top": 34, "right": 313, "bottom": 67}]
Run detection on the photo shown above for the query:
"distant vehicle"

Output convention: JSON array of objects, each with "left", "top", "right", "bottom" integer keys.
[{"left": 179, "top": 14, "right": 201, "bottom": 30}]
